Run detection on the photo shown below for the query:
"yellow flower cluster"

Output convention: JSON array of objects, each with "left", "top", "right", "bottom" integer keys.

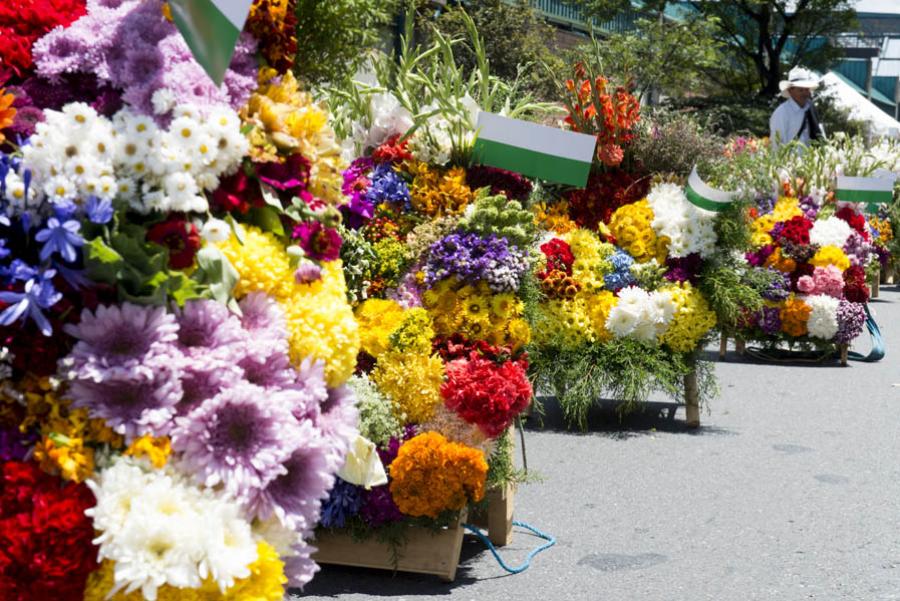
[
  {"left": 241, "top": 69, "right": 345, "bottom": 204},
  {"left": 810, "top": 245, "right": 851, "bottom": 271},
  {"left": 389, "top": 432, "right": 487, "bottom": 519},
  {"left": 371, "top": 350, "right": 444, "bottom": 424},
  {"left": 533, "top": 201, "right": 578, "bottom": 234},
  {"left": 659, "top": 283, "right": 717, "bottom": 353},
  {"left": 407, "top": 161, "right": 474, "bottom": 216},
  {"left": 124, "top": 435, "right": 172, "bottom": 469},
  {"left": 389, "top": 308, "right": 435, "bottom": 354},
  {"left": 4, "top": 375, "right": 122, "bottom": 483},
  {"left": 563, "top": 229, "right": 614, "bottom": 294},
  {"left": 531, "top": 298, "right": 595, "bottom": 350},
  {"left": 218, "top": 227, "right": 360, "bottom": 386},
  {"left": 869, "top": 216, "right": 894, "bottom": 244},
  {"left": 772, "top": 197, "right": 803, "bottom": 221},
  {"left": 750, "top": 214, "right": 776, "bottom": 247},
  {"left": 84, "top": 542, "right": 286, "bottom": 601},
  {"left": 422, "top": 280, "right": 530, "bottom": 350},
  {"left": 609, "top": 200, "right": 669, "bottom": 263},
  {"left": 355, "top": 299, "right": 407, "bottom": 357}
]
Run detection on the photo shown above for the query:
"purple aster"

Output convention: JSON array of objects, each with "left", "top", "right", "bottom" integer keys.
[
  {"left": 755, "top": 195, "right": 776, "bottom": 215},
  {"left": 174, "top": 299, "right": 245, "bottom": 361},
  {"left": 288, "top": 358, "right": 328, "bottom": 423},
  {"left": 64, "top": 303, "right": 180, "bottom": 380},
  {"left": 319, "top": 478, "right": 364, "bottom": 529},
  {"left": 842, "top": 231, "right": 875, "bottom": 268},
  {"left": 172, "top": 382, "right": 303, "bottom": 501},
  {"left": 835, "top": 300, "right": 866, "bottom": 345},
  {"left": 248, "top": 422, "right": 334, "bottom": 529},
  {"left": 0, "top": 425, "right": 35, "bottom": 461},
  {"left": 762, "top": 269, "right": 791, "bottom": 301},
  {"left": 360, "top": 485, "right": 403, "bottom": 527},
  {"left": 69, "top": 367, "right": 182, "bottom": 439},
  {"left": 757, "top": 306, "right": 782, "bottom": 336},
  {"left": 424, "top": 232, "right": 529, "bottom": 292}
]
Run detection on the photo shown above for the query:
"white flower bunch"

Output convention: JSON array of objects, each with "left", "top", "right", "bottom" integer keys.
[
  {"left": 646, "top": 183, "right": 717, "bottom": 259},
  {"left": 605, "top": 286, "right": 676, "bottom": 342},
  {"left": 86, "top": 457, "right": 259, "bottom": 601},
  {"left": 19, "top": 102, "right": 118, "bottom": 211},
  {"left": 804, "top": 294, "right": 840, "bottom": 340},
  {"left": 809, "top": 216, "right": 852, "bottom": 248},
  {"left": 359, "top": 92, "right": 414, "bottom": 153},
  {"left": 113, "top": 104, "right": 247, "bottom": 213},
  {"left": 409, "top": 94, "right": 479, "bottom": 166}
]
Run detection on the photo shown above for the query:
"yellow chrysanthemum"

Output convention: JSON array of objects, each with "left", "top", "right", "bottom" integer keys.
[
  {"left": 85, "top": 561, "right": 206, "bottom": 601},
  {"left": 659, "top": 283, "right": 717, "bottom": 353},
  {"left": 532, "top": 298, "right": 595, "bottom": 350},
  {"left": 372, "top": 350, "right": 444, "bottom": 424},
  {"left": 217, "top": 228, "right": 294, "bottom": 300},
  {"left": 609, "top": 200, "right": 667, "bottom": 263},
  {"left": 408, "top": 161, "right": 474, "bottom": 216},
  {"left": 810, "top": 245, "right": 851, "bottom": 271},
  {"left": 355, "top": 299, "right": 406, "bottom": 358},
  {"left": 772, "top": 197, "right": 803, "bottom": 222},
  {"left": 584, "top": 290, "right": 617, "bottom": 343},
  {"left": 389, "top": 308, "right": 435, "bottom": 354},
  {"left": 563, "top": 229, "right": 614, "bottom": 293},
  {"left": 124, "top": 435, "right": 172, "bottom": 468},
  {"left": 533, "top": 201, "right": 578, "bottom": 234}
]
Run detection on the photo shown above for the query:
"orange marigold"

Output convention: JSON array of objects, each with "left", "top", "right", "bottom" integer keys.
[
  {"left": 780, "top": 297, "right": 811, "bottom": 337},
  {"left": 389, "top": 431, "right": 487, "bottom": 518},
  {"left": 0, "top": 89, "right": 17, "bottom": 145}
]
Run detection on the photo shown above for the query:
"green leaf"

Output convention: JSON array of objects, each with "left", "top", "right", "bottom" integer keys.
[
  {"left": 195, "top": 246, "right": 239, "bottom": 306},
  {"left": 260, "top": 183, "right": 285, "bottom": 210},
  {"left": 83, "top": 237, "right": 124, "bottom": 284},
  {"left": 248, "top": 206, "right": 285, "bottom": 237}
]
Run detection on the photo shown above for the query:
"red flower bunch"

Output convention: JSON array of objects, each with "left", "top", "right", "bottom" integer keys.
[
  {"left": 843, "top": 264, "right": 869, "bottom": 303},
  {"left": 464, "top": 166, "right": 533, "bottom": 202},
  {"left": 539, "top": 238, "right": 575, "bottom": 277},
  {"left": 775, "top": 215, "right": 813, "bottom": 245},
  {"left": 835, "top": 206, "right": 870, "bottom": 240},
  {"left": 372, "top": 134, "right": 414, "bottom": 164},
  {"left": 146, "top": 215, "right": 202, "bottom": 270},
  {"left": 0, "top": 0, "right": 86, "bottom": 84},
  {"left": 432, "top": 334, "right": 518, "bottom": 363},
  {"left": 256, "top": 153, "right": 311, "bottom": 198},
  {"left": 441, "top": 354, "right": 532, "bottom": 437},
  {"left": 211, "top": 169, "right": 264, "bottom": 214},
  {"left": 0, "top": 461, "right": 97, "bottom": 600},
  {"left": 566, "top": 170, "right": 650, "bottom": 229}
]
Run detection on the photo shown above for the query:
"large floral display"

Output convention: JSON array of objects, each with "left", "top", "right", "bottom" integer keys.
[
  {"left": 0, "top": 0, "right": 361, "bottom": 599},
  {"left": 527, "top": 63, "right": 720, "bottom": 428},
  {"left": 314, "top": 21, "right": 535, "bottom": 540},
  {"left": 702, "top": 134, "right": 897, "bottom": 354}
]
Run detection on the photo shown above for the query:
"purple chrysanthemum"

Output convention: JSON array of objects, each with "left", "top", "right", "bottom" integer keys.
[
  {"left": 284, "top": 542, "right": 320, "bottom": 589},
  {"left": 172, "top": 382, "right": 303, "bottom": 500},
  {"left": 757, "top": 306, "right": 782, "bottom": 336},
  {"left": 239, "top": 348, "right": 296, "bottom": 390},
  {"left": 842, "top": 231, "right": 875, "bottom": 268},
  {"left": 238, "top": 292, "right": 286, "bottom": 340},
  {"left": 316, "top": 385, "right": 359, "bottom": 471},
  {"left": 248, "top": 422, "right": 334, "bottom": 529},
  {"left": 174, "top": 299, "right": 245, "bottom": 361},
  {"left": 360, "top": 485, "right": 403, "bottom": 527},
  {"left": 0, "top": 425, "right": 34, "bottom": 461},
  {"left": 835, "top": 300, "right": 866, "bottom": 344},
  {"left": 288, "top": 358, "right": 329, "bottom": 422},
  {"left": 175, "top": 362, "right": 242, "bottom": 416},
  {"left": 63, "top": 303, "right": 180, "bottom": 381},
  {"left": 69, "top": 367, "right": 182, "bottom": 439}
]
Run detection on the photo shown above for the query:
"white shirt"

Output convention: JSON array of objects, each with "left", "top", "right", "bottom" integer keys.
[{"left": 769, "top": 98, "right": 823, "bottom": 150}]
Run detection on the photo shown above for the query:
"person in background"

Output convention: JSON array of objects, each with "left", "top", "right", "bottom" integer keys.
[{"left": 770, "top": 66, "right": 826, "bottom": 150}]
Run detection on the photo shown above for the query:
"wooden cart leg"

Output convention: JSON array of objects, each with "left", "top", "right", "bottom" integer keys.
[
  {"left": 485, "top": 483, "right": 515, "bottom": 547},
  {"left": 735, "top": 338, "right": 746, "bottom": 356},
  {"left": 840, "top": 344, "right": 849, "bottom": 367},
  {"left": 684, "top": 369, "right": 700, "bottom": 429},
  {"left": 441, "top": 517, "right": 465, "bottom": 582},
  {"left": 718, "top": 332, "right": 727, "bottom": 359},
  {"left": 872, "top": 269, "right": 880, "bottom": 299}
]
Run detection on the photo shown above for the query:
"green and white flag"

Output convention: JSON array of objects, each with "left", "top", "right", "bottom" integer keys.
[
  {"left": 472, "top": 112, "right": 597, "bottom": 188},
  {"left": 835, "top": 173, "right": 896, "bottom": 206},
  {"left": 684, "top": 166, "right": 736, "bottom": 212},
  {"left": 168, "top": 0, "right": 253, "bottom": 86}
]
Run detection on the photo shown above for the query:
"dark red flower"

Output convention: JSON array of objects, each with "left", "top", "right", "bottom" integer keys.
[
  {"left": 0, "top": 0, "right": 86, "bottom": 84},
  {"left": 0, "top": 461, "right": 97, "bottom": 601},
  {"left": 255, "top": 153, "right": 310, "bottom": 198},
  {"left": 372, "top": 134, "right": 413, "bottom": 164},
  {"left": 539, "top": 238, "right": 575, "bottom": 277},
  {"left": 465, "top": 165, "right": 532, "bottom": 201},
  {"left": 843, "top": 264, "right": 869, "bottom": 303},
  {"left": 292, "top": 221, "right": 342, "bottom": 262},
  {"left": 775, "top": 215, "right": 813, "bottom": 245},
  {"left": 566, "top": 170, "right": 649, "bottom": 229},
  {"left": 212, "top": 169, "right": 263, "bottom": 214},
  {"left": 146, "top": 215, "right": 201, "bottom": 270},
  {"left": 835, "top": 206, "right": 869, "bottom": 240}
]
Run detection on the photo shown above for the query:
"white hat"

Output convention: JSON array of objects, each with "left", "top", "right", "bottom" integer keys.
[{"left": 779, "top": 67, "right": 820, "bottom": 98}]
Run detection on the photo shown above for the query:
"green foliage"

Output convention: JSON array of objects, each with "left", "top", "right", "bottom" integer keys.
[
  {"left": 338, "top": 225, "right": 376, "bottom": 304},
  {"left": 633, "top": 109, "right": 724, "bottom": 176},
  {"left": 528, "top": 337, "right": 702, "bottom": 430},
  {"left": 294, "top": 0, "right": 399, "bottom": 88},
  {"left": 347, "top": 375, "right": 405, "bottom": 448},
  {"left": 484, "top": 426, "right": 532, "bottom": 492},
  {"left": 427, "top": 0, "right": 566, "bottom": 100},
  {"left": 457, "top": 192, "right": 537, "bottom": 247}
]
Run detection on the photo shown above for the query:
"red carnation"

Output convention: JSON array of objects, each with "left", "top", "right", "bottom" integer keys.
[
  {"left": 776, "top": 215, "right": 812, "bottom": 245},
  {"left": 539, "top": 238, "right": 575, "bottom": 277},
  {"left": 146, "top": 215, "right": 202, "bottom": 270},
  {"left": 372, "top": 134, "right": 413, "bottom": 164},
  {"left": 835, "top": 206, "right": 869, "bottom": 240},
  {"left": 0, "top": 461, "right": 97, "bottom": 601},
  {"left": 441, "top": 355, "right": 532, "bottom": 438},
  {"left": 212, "top": 169, "right": 263, "bottom": 214},
  {"left": 0, "top": 0, "right": 86, "bottom": 84},
  {"left": 843, "top": 264, "right": 869, "bottom": 303}
]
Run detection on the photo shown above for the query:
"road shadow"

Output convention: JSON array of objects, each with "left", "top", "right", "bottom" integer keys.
[{"left": 524, "top": 396, "right": 736, "bottom": 438}]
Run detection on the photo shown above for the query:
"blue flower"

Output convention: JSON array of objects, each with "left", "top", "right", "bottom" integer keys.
[
  {"left": 35, "top": 217, "right": 83, "bottom": 263},
  {"left": 0, "top": 240, "right": 8, "bottom": 261},
  {"left": 320, "top": 478, "right": 364, "bottom": 528},
  {"left": 365, "top": 164, "right": 411, "bottom": 209},
  {"left": 85, "top": 196, "right": 114, "bottom": 224},
  {"left": 4, "top": 260, "right": 37, "bottom": 283},
  {"left": 0, "top": 270, "right": 62, "bottom": 335}
]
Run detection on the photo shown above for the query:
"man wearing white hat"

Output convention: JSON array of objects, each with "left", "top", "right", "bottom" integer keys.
[{"left": 769, "top": 66, "right": 826, "bottom": 150}]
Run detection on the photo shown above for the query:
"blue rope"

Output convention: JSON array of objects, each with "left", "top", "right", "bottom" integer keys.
[
  {"left": 462, "top": 520, "right": 555, "bottom": 574},
  {"left": 848, "top": 303, "right": 885, "bottom": 362}
]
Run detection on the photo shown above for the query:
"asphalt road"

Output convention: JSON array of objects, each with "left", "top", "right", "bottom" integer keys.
[{"left": 295, "top": 285, "right": 900, "bottom": 601}]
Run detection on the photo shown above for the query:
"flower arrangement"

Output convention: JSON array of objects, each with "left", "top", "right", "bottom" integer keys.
[{"left": 0, "top": 1, "right": 363, "bottom": 598}]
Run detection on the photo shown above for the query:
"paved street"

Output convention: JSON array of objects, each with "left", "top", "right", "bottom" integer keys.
[{"left": 297, "top": 286, "right": 900, "bottom": 601}]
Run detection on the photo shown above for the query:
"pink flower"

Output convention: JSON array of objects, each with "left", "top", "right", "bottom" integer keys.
[
  {"left": 811, "top": 265, "right": 845, "bottom": 298},
  {"left": 291, "top": 221, "right": 342, "bottom": 262},
  {"left": 797, "top": 275, "right": 815, "bottom": 294}
]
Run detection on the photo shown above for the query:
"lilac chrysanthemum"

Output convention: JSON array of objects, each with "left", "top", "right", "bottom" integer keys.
[
  {"left": 238, "top": 292, "right": 286, "bottom": 339},
  {"left": 239, "top": 348, "right": 296, "bottom": 390},
  {"left": 288, "top": 358, "right": 329, "bottom": 423},
  {"left": 842, "top": 231, "right": 875, "bottom": 268},
  {"left": 835, "top": 300, "right": 866, "bottom": 344},
  {"left": 174, "top": 299, "right": 246, "bottom": 361},
  {"left": 248, "top": 422, "right": 334, "bottom": 530},
  {"left": 387, "top": 270, "right": 424, "bottom": 308},
  {"left": 284, "top": 542, "right": 320, "bottom": 589},
  {"left": 316, "top": 385, "right": 359, "bottom": 471},
  {"left": 175, "top": 362, "right": 243, "bottom": 416},
  {"left": 64, "top": 303, "right": 180, "bottom": 381},
  {"left": 69, "top": 367, "right": 182, "bottom": 438},
  {"left": 172, "top": 382, "right": 303, "bottom": 500}
]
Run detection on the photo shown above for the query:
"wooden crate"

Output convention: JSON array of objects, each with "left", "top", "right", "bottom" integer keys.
[{"left": 313, "top": 511, "right": 467, "bottom": 582}]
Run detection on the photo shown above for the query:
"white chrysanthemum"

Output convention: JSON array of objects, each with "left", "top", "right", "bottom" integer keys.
[
  {"left": 606, "top": 304, "right": 640, "bottom": 338},
  {"left": 805, "top": 294, "right": 840, "bottom": 340},
  {"left": 605, "top": 286, "right": 675, "bottom": 341},
  {"left": 646, "top": 182, "right": 717, "bottom": 258},
  {"left": 86, "top": 457, "right": 260, "bottom": 601},
  {"left": 810, "top": 217, "right": 852, "bottom": 248},
  {"left": 152, "top": 88, "right": 177, "bottom": 115}
]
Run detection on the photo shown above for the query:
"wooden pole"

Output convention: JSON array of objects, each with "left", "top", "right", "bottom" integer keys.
[
  {"left": 719, "top": 332, "right": 727, "bottom": 359},
  {"left": 872, "top": 269, "right": 880, "bottom": 299},
  {"left": 684, "top": 369, "right": 700, "bottom": 428},
  {"left": 840, "top": 344, "right": 849, "bottom": 367},
  {"left": 735, "top": 338, "right": 746, "bottom": 356}
]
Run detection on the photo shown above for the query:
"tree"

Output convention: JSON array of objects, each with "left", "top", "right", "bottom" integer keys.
[
  {"left": 424, "top": 0, "right": 566, "bottom": 100},
  {"left": 294, "top": 0, "right": 400, "bottom": 88}
]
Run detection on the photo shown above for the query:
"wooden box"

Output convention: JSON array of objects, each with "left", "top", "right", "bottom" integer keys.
[
  {"left": 312, "top": 511, "right": 466, "bottom": 582},
  {"left": 470, "top": 481, "right": 516, "bottom": 547}
]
